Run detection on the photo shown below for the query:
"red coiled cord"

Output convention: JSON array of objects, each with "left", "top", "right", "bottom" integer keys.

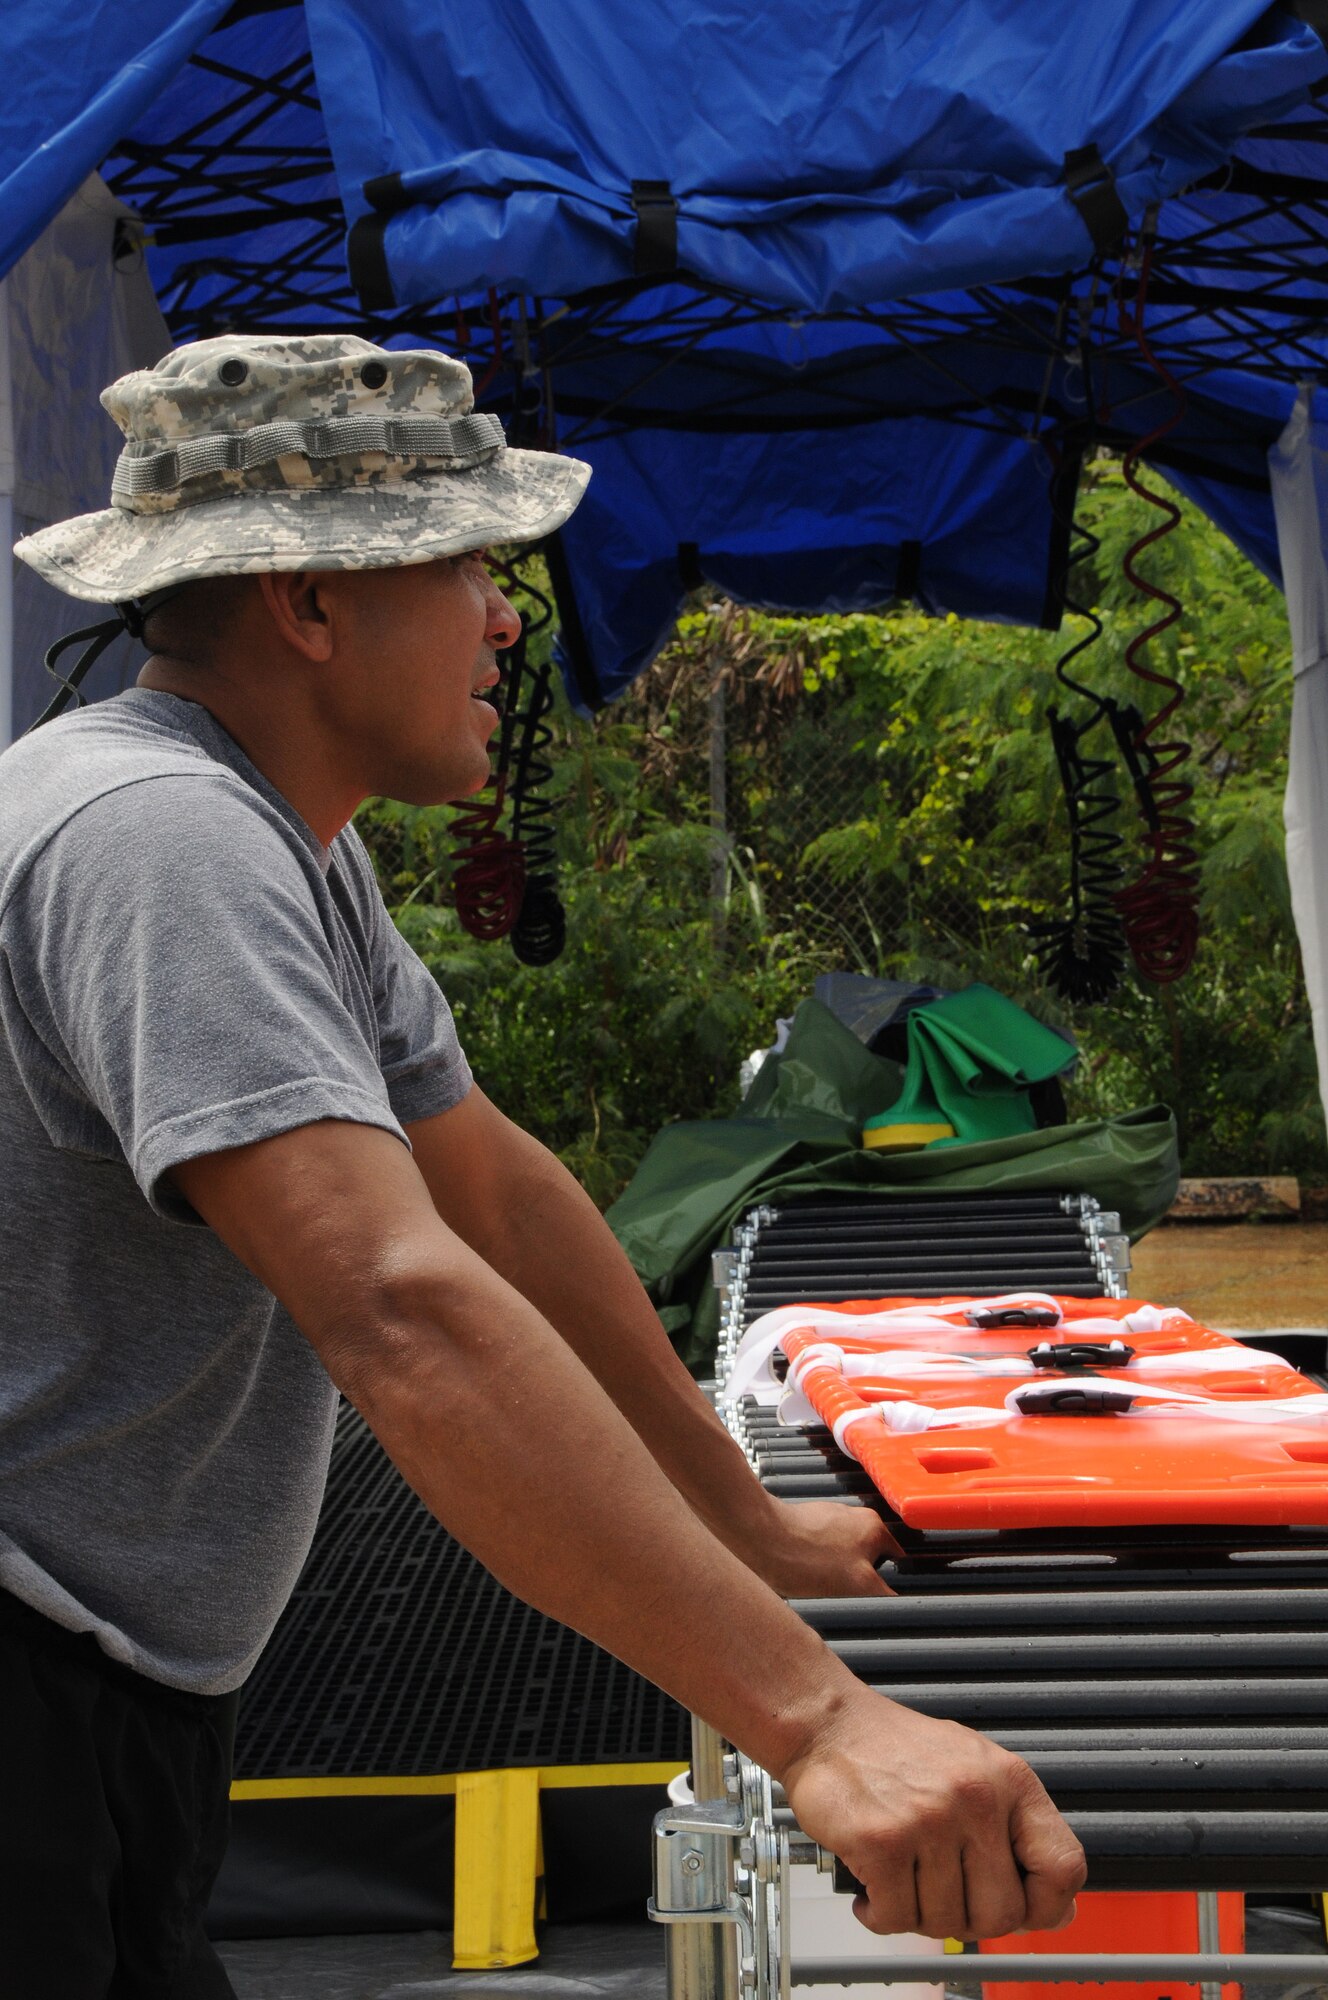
[
  {"left": 469, "top": 289, "right": 505, "bottom": 401},
  {"left": 1111, "top": 239, "right": 1201, "bottom": 985},
  {"left": 450, "top": 771, "right": 527, "bottom": 941}
]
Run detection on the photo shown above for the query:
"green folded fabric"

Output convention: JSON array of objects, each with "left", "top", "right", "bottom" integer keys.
[{"left": 863, "top": 983, "right": 1075, "bottom": 1151}]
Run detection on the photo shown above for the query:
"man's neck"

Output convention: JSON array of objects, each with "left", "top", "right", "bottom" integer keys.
[{"left": 136, "top": 656, "right": 364, "bottom": 845}]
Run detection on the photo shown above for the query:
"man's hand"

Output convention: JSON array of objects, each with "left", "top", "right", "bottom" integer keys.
[
  {"left": 749, "top": 1500, "right": 899, "bottom": 1599},
  {"left": 781, "top": 1689, "right": 1086, "bottom": 1941}
]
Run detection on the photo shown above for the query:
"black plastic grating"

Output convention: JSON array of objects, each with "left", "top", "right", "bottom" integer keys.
[{"left": 234, "top": 1403, "right": 688, "bottom": 1780}]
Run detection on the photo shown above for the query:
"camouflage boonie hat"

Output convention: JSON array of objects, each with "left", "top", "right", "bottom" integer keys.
[{"left": 15, "top": 332, "right": 590, "bottom": 602}]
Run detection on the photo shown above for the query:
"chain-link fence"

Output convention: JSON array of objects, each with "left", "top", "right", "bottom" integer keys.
[{"left": 612, "top": 645, "right": 1011, "bottom": 984}]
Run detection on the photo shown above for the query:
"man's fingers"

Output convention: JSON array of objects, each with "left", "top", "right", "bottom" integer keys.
[
  {"left": 960, "top": 1833, "right": 1027, "bottom": 1941},
  {"left": 860, "top": 1512, "right": 907, "bottom": 1567},
  {"left": 911, "top": 1837, "right": 969, "bottom": 1940},
  {"left": 947, "top": 1776, "right": 1030, "bottom": 1938},
  {"left": 846, "top": 1514, "right": 900, "bottom": 1594},
  {"left": 852, "top": 1856, "right": 920, "bottom": 1938},
  {"left": 1009, "top": 1776, "right": 1087, "bottom": 1933}
]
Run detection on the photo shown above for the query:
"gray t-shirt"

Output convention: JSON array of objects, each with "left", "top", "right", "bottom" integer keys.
[{"left": 0, "top": 688, "right": 472, "bottom": 1694}]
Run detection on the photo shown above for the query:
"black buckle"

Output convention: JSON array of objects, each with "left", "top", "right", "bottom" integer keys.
[
  {"left": 1028, "top": 1339, "right": 1136, "bottom": 1372},
  {"left": 967, "top": 1306, "right": 1060, "bottom": 1330},
  {"left": 1013, "top": 1379, "right": 1135, "bottom": 1416}
]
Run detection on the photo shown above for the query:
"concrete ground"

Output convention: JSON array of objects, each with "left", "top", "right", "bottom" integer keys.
[
  {"left": 218, "top": 1907, "right": 1328, "bottom": 2000},
  {"left": 219, "top": 1921, "right": 667, "bottom": 2000},
  {"left": 1131, "top": 1220, "right": 1328, "bottom": 1328}
]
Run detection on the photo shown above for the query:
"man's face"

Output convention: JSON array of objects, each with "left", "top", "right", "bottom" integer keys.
[{"left": 332, "top": 552, "right": 522, "bottom": 805}]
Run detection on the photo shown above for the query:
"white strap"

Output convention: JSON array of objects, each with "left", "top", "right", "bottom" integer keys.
[
  {"left": 726, "top": 1296, "right": 1064, "bottom": 1402},
  {"left": 726, "top": 1297, "right": 1194, "bottom": 1407},
  {"left": 834, "top": 1400, "right": 1004, "bottom": 1446}
]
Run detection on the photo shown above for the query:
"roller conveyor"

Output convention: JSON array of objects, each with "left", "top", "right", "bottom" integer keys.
[
  {"left": 650, "top": 1190, "right": 1328, "bottom": 1996},
  {"left": 712, "top": 1194, "right": 1128, "bottom": 1376}
]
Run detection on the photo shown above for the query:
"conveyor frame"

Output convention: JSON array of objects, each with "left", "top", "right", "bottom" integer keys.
[{"left": 655, "top": 1190, "right": 1328, "bottom": 1999}]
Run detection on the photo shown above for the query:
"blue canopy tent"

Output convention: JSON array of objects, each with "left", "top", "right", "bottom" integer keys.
[
  {"left": 4, "top": 0, "right": 1328, "bottom": 1016},
  {"left": 1, "top": 0, "right": 1326, "bottom": 716}
]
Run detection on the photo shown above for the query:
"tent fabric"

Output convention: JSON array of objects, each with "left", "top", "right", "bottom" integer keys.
[
  {"left": 551, "top": 409, "right": 1073, "bottom": 710},
  {"left": 2, "top": 176, "right": 171, "bottom": 738},
  {"left": 1271, "top": 388, "right": 1328, "bottom": 1133},
  {"left": 298, "top": 0, "right": 1321, "bottom": 702},
  {"left": 0, "top": 1, "right": 1324, "bottom": 710},
  {"left": 0, "top": 0, "right": 229, "bottom": 283},
  {"left": 548, "top": 335, "right": 1299, "bottom": 706},
  {"left": 312, "top": 0, "right": 1317, "bottom": 313},
  {"left": 605, "top": 1000, "right": 1180, "bottom": 1372}
]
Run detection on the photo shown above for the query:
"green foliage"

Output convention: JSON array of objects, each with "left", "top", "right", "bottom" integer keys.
[
  {"left": 358, "top": 466, "right": 1327, "bottom": 1203},
  {"left": 381, "top": 815, "right": 826, "bottom": 1208}
]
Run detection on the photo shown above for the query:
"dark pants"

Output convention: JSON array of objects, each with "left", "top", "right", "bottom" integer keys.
[{"left": 0, "top": 1589, "right": 239, "bottom": 1999}]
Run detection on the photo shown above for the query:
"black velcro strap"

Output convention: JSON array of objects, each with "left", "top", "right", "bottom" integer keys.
[
  {"left": 631, "top": 180, "right": 678, "bottom": 277},
  {"left": 1064, "top": 144, "right": 1129, "bottom": 256},
  {"left": 894, "top": 539, "right": 922, "bottom": 604},
  {"left": 348, "top": 212, "right": 395, "bottom": 313},
  {"left": 349, "top": 173, "right": 407, "bottom": 312},
  {"left": 1286, "top": 0, "right": 1328, "bottom": 47},
  {"left": 363, "top": 172, "right": 409, "bottom": 214},
  {"left": 677, "top": 541, "right": 705, "bottom": 592}
]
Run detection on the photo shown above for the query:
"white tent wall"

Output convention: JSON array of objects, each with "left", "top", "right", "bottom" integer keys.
[
  {"left": 1271, "top": 386, "right": 1328, "bottom": 1136},
  {"left": 0, "top": 285, "right": 13, "bottom": 748},
  {"left": 2, "top": 175, "right": 169, "bottom": 745}
]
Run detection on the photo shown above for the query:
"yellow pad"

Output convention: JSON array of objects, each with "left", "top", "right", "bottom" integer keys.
[
  {"left": 453, "top": 1767, "right": 542, "bottom": 1969},
  {"left": 862, "top": 1120, "right": 955, "bottom": 1150}
]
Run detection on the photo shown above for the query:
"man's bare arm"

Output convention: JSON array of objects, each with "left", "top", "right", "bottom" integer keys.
[
  {"left": 172, "top": 1117, "right": 1084, "bottom": 1941},
  {"left": 405, "top": 1087, "right": 895, "bottom": 1597}
]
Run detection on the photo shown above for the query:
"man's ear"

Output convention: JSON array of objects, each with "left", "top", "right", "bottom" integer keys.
[{"left": 257, "top": 570, "right": 336, "bottom": 662}]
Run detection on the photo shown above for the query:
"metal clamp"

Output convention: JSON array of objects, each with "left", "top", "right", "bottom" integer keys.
[
  {"left": 1094, "top": 1234, "right": 1132, "bottom": 1276},
  {"left": 650, "top": 1798, "right": 750, "bottom": 1925},
  {"left": 712, "top": 1250, "right": 740, "bottom": 1298},
  {"left": 650, "top": 1797, "right": 756, "bottom": 1993}
]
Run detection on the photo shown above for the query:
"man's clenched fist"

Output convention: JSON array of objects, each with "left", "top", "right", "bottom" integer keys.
[{"left": 780, "top": 1688, "right": 1086, "bottom": 1940}]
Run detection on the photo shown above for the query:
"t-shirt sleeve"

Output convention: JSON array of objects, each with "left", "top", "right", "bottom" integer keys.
[
  {"left": 342, "top": 833, "right": 474, "bottom": 1127},
  {"left": 2, "top": 776, "right": 421, "bottom": 1219}
]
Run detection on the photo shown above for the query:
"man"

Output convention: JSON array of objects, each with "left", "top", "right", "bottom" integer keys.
[{"left": 0, "top": 332, "right": 1085, "bottom": 1995}]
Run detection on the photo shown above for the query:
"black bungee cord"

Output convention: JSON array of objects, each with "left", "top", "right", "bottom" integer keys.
[
  {"left": 446, "top": 551, "right": 567, "bottom": 962},
  {"left": 507, "top": 569, "right": 566, "bottom": 967},
  {"left": 1029, "top": 476, "right": 1130, "bottom": 1007}
]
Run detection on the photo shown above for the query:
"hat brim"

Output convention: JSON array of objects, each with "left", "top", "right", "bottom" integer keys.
[{"left": 13, "top": 448, "right": 590, "bottom": 603}]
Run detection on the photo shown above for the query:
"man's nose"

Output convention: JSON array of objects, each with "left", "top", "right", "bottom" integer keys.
[{"left": 486, "top": 580, "right": 523, "bottom": 651}]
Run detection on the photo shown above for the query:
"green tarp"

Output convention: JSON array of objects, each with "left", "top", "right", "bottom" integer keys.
[{"left": 606, "top": 1000, "right": 1180, "bottom": 1372}]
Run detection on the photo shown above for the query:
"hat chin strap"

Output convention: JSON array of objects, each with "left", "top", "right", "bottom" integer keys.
[{"left": 28, "top": 586, "right": 185, "bottom": 732}]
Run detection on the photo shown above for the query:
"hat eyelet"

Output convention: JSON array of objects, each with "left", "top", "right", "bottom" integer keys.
[
  {"left": 218, "top": 358, "right": 248, "bottom": 387},
  {"left": 360, "top": 361, "right": 388, "bottom": 390}
]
